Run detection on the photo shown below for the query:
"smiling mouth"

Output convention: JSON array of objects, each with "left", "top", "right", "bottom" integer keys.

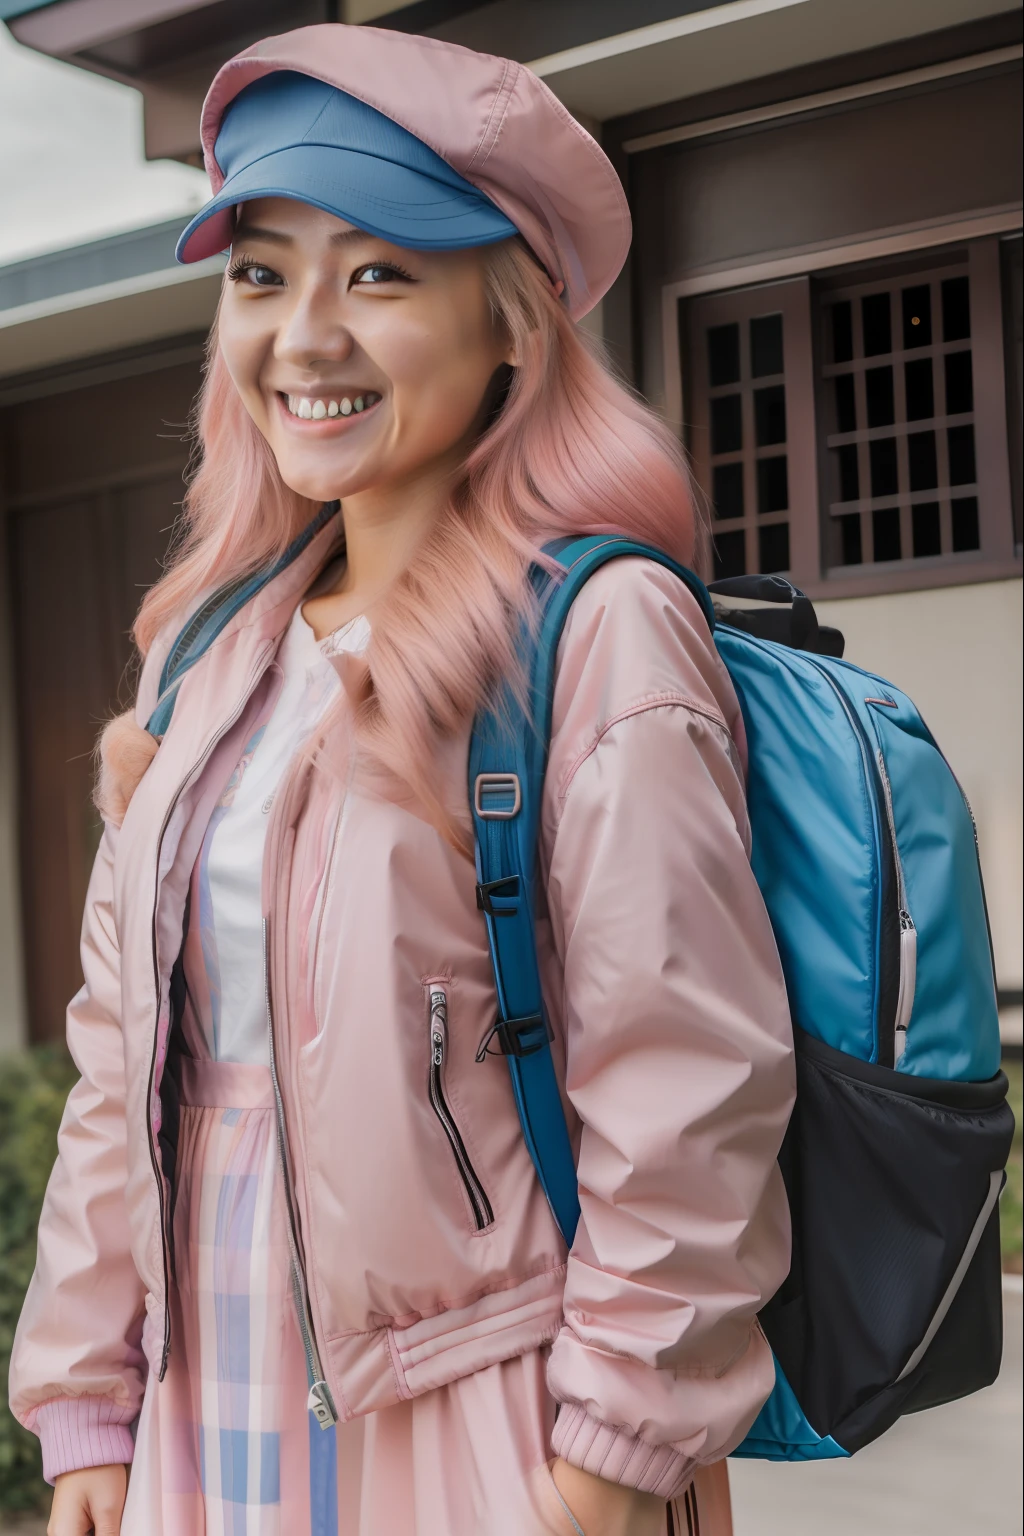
[{"left": 283, "top": 391, "right": 382, "bottom": 420}]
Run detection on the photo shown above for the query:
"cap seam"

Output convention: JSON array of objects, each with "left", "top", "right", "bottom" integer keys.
[{"left": 465, "top": 56, "right": 518, "bottom": 175}]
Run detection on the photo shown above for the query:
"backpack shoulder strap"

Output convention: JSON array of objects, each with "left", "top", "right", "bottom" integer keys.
[
  {"left": 469, "top": 535, "right": 713, "bottom": 1245},
  {"left": 146, "top": 502, "right": 338, "bottom": 736}
]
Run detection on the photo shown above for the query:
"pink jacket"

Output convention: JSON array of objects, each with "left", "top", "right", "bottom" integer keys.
[{"left": 10, "top": 511, "right": 795, "bottom": 1498}]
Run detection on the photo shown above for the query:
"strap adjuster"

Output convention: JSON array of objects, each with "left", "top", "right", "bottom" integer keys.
[
  {"left": 475, "top": 1013, "right": 552, "bottom": 1062},
  {"left": 474, "top": 772, "right": 521, "bottom": 819},
  {"left": 476, "top": 875, "right": 521, "bottom": 916}
]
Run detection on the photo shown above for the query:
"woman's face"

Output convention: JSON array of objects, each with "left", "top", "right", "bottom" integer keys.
[{"left": 217, "top": 197, "right": 513, "bottom": 503}]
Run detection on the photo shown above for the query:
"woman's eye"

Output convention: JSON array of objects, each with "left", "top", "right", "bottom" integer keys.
[
  {"left": 353, "top": 263, "right": 411, "bottom": 286},
  {"left": 227, "top": 259, "right": 283, "bottom": 288}
]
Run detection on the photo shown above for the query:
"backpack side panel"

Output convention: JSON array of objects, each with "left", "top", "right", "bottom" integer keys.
[
  {"left": 843, "top": 674, "right": 1001, "bottom": 1081},
  {"left": 714, "top": 629, "right": 887, "bottom": 1064}
]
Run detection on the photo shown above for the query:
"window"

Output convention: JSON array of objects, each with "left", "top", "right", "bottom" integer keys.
[
  {"left": 682, "top": 279, "right": 819, "bottom": 586},
  {"left": 821, "top": 261, "right": 982, "bottom": 570},
  {"left": 679, "top": 239, "right": 1018, "bottom": 596}
]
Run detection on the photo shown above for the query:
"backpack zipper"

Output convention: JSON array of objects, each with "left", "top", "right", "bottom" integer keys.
[
  {"left": 428, "top": 987, "right": 494, "bottom": 1231},
  {"left": 799, "top": 656, "right": 906, "bottom": 1068},
  {"left": 875, "top": 750, "right": 917, "bottom": 1065},
  {"left": 263, "top": 917, "right": 338, "bottom": 1428}
]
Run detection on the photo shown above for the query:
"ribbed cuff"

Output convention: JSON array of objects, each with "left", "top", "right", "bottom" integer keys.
[
  {"left": 33, "top": 1396, "right": 136, "bottom": 1485},
  {"left": 551, "top": 1403, "right": 695, "bottom": 1500}
]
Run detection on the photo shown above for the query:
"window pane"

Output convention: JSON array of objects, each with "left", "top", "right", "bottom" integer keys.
[
  {"left": 907, "top": 431, "right": 938, "bottom": 491},
  {"left": 942, "top": 276, "right": 971, "bottom": 342},
  {"left": 710, "top": 394, "right": 742, "bottom": 454},
  {"left": 750, "top": 313, "right": 784, "bottom": 377},
  {"left": 862, "top": 292, "right": 891, "bottom": 356},
  {"left": 712, "top": 462, "right": 744, "bottom": 519},
  {"left": 869, "top": 438, "right": 898, "bottom": 498},
  {"left": 834, "top": 373, "right": 856, "bottom": 432},
  {"left": 837, "top": 444, "right": 859, "bottom": 502},
  {"left": 757, "top": 456, "right": 788, "bottom": 514},
  {"left": 944, "top": 351, "right": 974, "bottom": 415},
  {"left": 865, "top": 366, "right": 895, "bottom": 427},
  {"left": 713, "top": 529, "right": 746, "bottom": 579},
  {"left": 839, "top": 513, "right": 863, "bottom": 565},
  {"left": 912, "top": 502, "right": 941, "bottom": 557},
  {"left": 872, "top": 508, "right": 902, "bottom": 561},
  {"left": 904, "top": 358, "right": 934, "bottom": 421},
  {"left": 831, "top": 301, "right": 854, "bottom": 363},
  {"left": 754, "top": 385, "right": 786, "bottom": 446},
  {"left": 952, "top": 497, "right": 980, "bottom": 551},
  {"left": 708, "top": 323, "right": 741, "bottom": 386},
  {"left": 759, "top": 522, "right": 790, "bottom": 573},
  {"left": 902, "top": 284, "right": 932, "bottom": 349},
  {"left": 947, "top": 424, "right": 976, "bottom": 485}
]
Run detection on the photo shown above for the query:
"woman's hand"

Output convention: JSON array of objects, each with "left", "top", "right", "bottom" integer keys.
[
  {"left": 48, "top": 1464, "right": 127, "bottom": 1536},
  {"left": 550, "top": 1457, "right": 665, "bottom": 1536}
]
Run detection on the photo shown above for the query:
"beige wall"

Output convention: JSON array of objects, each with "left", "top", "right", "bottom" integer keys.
[{"left": 816, "top": 578, "right": 1024, "bottom": 994}]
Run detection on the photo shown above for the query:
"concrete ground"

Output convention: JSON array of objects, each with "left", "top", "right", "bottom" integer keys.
[{"left": 730, "top": 1278, "right": 1023, "bottom": 1536}]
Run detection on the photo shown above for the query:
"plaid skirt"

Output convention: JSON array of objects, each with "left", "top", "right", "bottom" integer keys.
[{"left": 120, "top": 1057, "right": 732, "bottom": 1536}]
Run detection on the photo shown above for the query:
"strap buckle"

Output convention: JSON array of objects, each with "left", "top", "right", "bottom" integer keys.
[
  {"left": 475, "top": 875, "right": 521, "bottom": 916},
  {"left": 474, "top": 772, "right": 521, "bottom": 819},
  {"left": 475, "top": 1013, "right": 552, "bottom": 1062}
]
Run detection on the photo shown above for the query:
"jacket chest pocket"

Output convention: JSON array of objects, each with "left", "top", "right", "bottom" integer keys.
[{"left": 426, "top": 983, "right": 494, "bottom": 1232}]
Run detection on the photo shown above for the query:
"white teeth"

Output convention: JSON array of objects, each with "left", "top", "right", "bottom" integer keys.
[{"left": 286, "top": 392, "right": 377, "bottom": 418}]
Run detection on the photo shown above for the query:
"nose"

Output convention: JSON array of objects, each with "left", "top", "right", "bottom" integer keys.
[{"left": 274, "top": 274, "right": 355, "bottom": 373}]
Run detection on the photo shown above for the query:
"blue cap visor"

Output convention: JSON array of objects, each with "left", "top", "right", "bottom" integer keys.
[
  {"left": 175, "top": 73, "right": 517, "bottom": 262},
  {"left": 176, "top": 143, "right": 516, "bottom": 261}
]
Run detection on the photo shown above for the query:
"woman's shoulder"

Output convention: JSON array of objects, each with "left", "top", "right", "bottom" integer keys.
[{"left": 552, "top": 552, "right": 741, "bottom": 740}]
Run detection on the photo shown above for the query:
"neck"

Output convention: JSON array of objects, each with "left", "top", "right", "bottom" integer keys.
[{"left": 302, "top": 454, "right": 458, "bottom": 637}]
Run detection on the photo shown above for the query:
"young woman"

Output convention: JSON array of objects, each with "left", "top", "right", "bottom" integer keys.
[{"left": 10, "top": 25, "right": 795, "bottom": 1536}]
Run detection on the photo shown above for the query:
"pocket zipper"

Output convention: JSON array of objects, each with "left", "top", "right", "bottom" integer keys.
[
  {"left": 875, "top": 750, "right": 917, "bottom": 1065},
  {"left": 428, "top": 987, "right": 494, "bottom": 1231}
]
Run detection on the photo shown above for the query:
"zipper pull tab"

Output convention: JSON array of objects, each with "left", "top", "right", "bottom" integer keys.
[
  {"left": 307, "top": 1379, "right": 339, "bottom": 1429},
  {"left": 430, "top": 988, "right": 447, "bottom": 1067}
]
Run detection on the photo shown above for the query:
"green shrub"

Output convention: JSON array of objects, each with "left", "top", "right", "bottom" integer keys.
[
  {"left": 1001, "top": 1058, "right": 1023, "bottom": 1273},
  {"left": 0, "top": 1047, "right": 78, "bottom": 1515}
]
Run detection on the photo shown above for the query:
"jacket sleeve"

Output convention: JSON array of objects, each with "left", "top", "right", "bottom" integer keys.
[
  {"left": 540, "top": 558, "right": 796, "bottom": 1499},
  {"left": 8, "top": 822, "right": 147, "bottom": 1483}
]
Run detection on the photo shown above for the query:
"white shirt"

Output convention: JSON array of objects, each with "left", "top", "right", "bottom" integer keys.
[{"left": 191, "top": 605, "right": 369, "bottom": 1065}]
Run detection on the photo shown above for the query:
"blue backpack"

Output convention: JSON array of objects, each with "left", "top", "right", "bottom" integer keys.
[
  {"left": 469, "top": 534, "right": 1013, "bottom": 1462},
  {"left": 150, "top": 516, "right": 1013, "bottom": 1463}
]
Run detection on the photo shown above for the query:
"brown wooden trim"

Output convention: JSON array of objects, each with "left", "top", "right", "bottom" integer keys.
[
  {"left": 969, "top": 238, "right": 1017, "bottom": 561},
  {"left": 623, "top": 45, "right": 1022, "bottom": 154},
  {"left": 800, "top": 557, "right": 1022, "bottom": 602},
  {"left": 606, "top": 8, "right": 1023, "bottom": 145},
  {"left": 7, "top": 458, "right": 188, "bottom": 513}
]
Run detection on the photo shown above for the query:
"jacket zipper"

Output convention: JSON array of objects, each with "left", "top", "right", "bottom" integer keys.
[
  {"left": 147, "top": 652, "right": 272, "bottom": 1377},
  {"left": 264, "top": 917, "right": 338, "bottom": 1429},
  {"left": 428, "top": 987, "right": 494, "bottom": 1231},
  {"left": 874, "top": 750, "right": 917, "bottom": 1064}
]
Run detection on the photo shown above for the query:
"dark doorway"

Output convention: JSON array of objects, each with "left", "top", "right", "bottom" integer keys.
[{"left": 1, "top": 345, "right": 203, "bottom": 1042}]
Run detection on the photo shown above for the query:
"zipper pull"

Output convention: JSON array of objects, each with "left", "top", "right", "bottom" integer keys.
[
  {"left": 308, "top": 1379, "right": 339, "bottom": 1429},
  {"left": 430, "top": 988, "right": 447, "bottom": 1067}
]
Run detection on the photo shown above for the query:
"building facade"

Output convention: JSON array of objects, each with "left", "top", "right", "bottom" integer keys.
[{"left": 1, "top": 0, "right": 1021, "bottom": 1049}]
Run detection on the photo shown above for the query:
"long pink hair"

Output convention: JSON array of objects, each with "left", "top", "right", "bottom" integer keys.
[{"left": 98, "top": 241, "right": 701, "bottom": 840}]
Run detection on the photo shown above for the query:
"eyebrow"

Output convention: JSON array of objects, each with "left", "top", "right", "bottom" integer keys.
[{"left": 233, "top": 223, "right": 378, "bottom": 248}]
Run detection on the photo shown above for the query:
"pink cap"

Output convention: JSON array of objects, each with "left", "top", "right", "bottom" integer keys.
[{"left": 187, "top": 23, "right": 630, "bottom": 321}]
